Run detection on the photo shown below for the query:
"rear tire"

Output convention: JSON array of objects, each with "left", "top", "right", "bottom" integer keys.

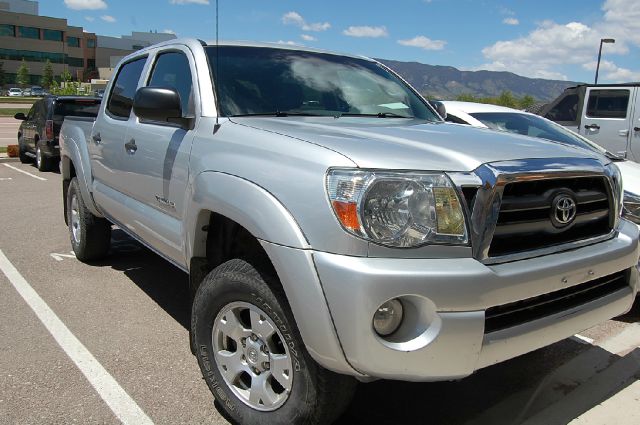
[
  {"left": 35, "top": 142, "right": 50, "bottom": 172},
  {"left": 192, "top": 259, "right": 356, "bottom": 425},
  {"left": 67, "top": 177, "right": 111, "bottom": 262},
  {"left": 18, "top": 136, "right": 30, "bottom": 164}
]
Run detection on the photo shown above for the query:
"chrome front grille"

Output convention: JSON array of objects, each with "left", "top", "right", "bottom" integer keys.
[
  {"left": 488, "top": 176, "right": 612, "bottom": 257},
  {"left": 449, "top": 158, "right": 619, "bottom": 264}
]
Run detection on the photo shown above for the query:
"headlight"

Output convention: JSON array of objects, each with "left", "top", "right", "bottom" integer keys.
[
  {"left": 623, "top": 191, "right": 640, "bottom": 224},
  {"left": 326, "top": 169, "right": 468, "bottom": 247}
]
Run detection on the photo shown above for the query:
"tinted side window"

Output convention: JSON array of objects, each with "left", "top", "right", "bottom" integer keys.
[
  {"left": 107, "top": 57, "right": 147, "bottom": 118},
  {"left": 586, "top": 89, "right": 629, "bottom": 119},
  {"left": 35, "top": 100, "right": 47, "bottom": 120},
  {"left": 545, "top": 94, "right": 578, "bottom": 122},
  {"left": 147, "top": 51, "right": 193, "bottom": 116},
  {"left": 26, "top": 103, "right": 37, "bottom": 120}
]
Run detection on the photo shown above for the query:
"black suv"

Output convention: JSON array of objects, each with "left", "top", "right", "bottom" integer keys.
[{"left": 15, "top": 96, "right": 101, "bottom": 171}]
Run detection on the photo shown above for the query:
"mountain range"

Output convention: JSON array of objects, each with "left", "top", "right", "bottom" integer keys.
[{"left": 379, "top": 59, "right": 581, "bottom": 101}]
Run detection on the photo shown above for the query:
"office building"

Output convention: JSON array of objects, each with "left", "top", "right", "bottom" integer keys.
[
  {"left": 0, "top": 0, "right": 176, "bottom": 87},
  {"left": 0, "top": 9, "right": 96, "bottom": 85}
]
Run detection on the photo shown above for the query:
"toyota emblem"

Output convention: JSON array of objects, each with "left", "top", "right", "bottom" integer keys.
[{"left": 551, "top": 194, "right": 577, "bottom": 228}]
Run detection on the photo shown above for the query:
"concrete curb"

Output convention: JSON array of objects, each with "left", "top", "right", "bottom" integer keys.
[{"left": 0, "top": 156, "right": 20, "bottom": 163}]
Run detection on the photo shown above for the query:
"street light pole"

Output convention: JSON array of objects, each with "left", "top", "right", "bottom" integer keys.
[{"left": 595, "top": 38, "right": 615, "bottom": 85}]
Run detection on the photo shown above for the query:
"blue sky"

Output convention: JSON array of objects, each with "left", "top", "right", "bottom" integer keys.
[{"left": 51, "top": 0, "right": 640, "bottom": 83}]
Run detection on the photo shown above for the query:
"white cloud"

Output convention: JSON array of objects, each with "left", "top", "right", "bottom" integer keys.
[
  {"left": 503, "top": 17, "right": 519, "bottom": 25},
  {"left": 163, "top": 29, "right": 176, "bottom": 34},
  {"left": 582, "top": 59, "right": 640, "bottom": 82},
  {"left": 64, "top": 0, "right": 107, "bottom": 10},
  {"left": 282, "top": 11, "right": 330, "bottom": 32},
  {"left": 398, "top": 35, "right": 446, "bottom": 50},
  {"left": 301, "top": 34, "right": 317, "bottom": 41},
  {"left": 343, "top": 26, "right": 388, "bottom": 38},
  {"left": 84, "top": 16, "right": 95, "bottom": 22},
  {"left": 276, "top": 40, "right": 302, "bottom": 46},
  {"left": 170, "top": 0, "right": 209, "bottom": 4},
  {"left": 100, "top": 15, "right": 116, "bottom": 23},
  {"left": 480, "top": 0, "right": 640, "bottom": 81}
]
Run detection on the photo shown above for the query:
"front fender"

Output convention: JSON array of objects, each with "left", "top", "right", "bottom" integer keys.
[
  {"left": 186, "top": 171, "right": 310, "bottom": 260},
  {"left": 185, "top": 172, "right": 357, "bottom": 375}
]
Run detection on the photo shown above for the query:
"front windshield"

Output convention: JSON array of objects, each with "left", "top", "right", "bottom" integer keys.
[
  {"left": 205, "top": 46, "right": 439, "bottom": 120},
  {"left": 469, "top": 111, "right": 612, "bottom": 157}
]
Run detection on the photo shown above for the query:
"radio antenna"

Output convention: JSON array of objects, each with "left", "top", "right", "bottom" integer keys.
[{"left": 213, "top": 0, "right": 221, "bottom": 133}]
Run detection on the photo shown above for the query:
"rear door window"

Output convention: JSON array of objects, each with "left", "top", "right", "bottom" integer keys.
[
  {"left": 586, "top": 89, "right": 630, "bottom": 119},
  {"left": 106, "top": 57, "right": 147, "bottom": 119}
]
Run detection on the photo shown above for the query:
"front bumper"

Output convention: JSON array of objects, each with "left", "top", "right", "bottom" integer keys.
[{"left": 313, "top": 219, "right": 639, "bottom": 381}]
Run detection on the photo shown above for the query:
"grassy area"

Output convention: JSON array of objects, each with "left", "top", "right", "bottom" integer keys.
[
  {"left": 0, "top": 146, "right": 7, "bottom": 153},
  {"left": 0, "top": 96, "right": 38, "bottom": 104},
  {"left": 0, "top": 108, "right": 29, "bottom": 117}
]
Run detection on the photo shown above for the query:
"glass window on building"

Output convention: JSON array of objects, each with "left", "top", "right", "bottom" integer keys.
[
  {"left": 87, "top": 58, "right": 96, "bottom": 69},
  {"left": 43, "top": 29, "right": 63, "bottom": 42},
  {"left": 0, "top": 24, "right": 15, "bottom": 37},
  {"left": 67, "top": 57, "right": 85, "bottom": 67},
  {"left": 18, "top": 26, "right": 40, "bottom": 39},
  {"left": 67, "top": 36, "right": 81, "bottom": 48},
  {"left": 0, "top": 48, "right": 65, "bottom": 64},
  {"left": 87, "top": 39, "right": 96, "bottom": 48}
]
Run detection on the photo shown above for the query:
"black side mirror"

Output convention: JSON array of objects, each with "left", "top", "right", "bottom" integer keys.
[
  {"left": 14, "top": 112, "right": 26, "bottom": 120},
  {"left": 133, "top": 87, "right": 193, "bottom": 129},
  {"left": 434, "top": 101, "right": 447, "bottom": 120}
]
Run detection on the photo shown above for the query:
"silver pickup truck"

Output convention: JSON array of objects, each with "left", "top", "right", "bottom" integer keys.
[{"left": 60, "top": 39, "right": 639, "bottom": 425}]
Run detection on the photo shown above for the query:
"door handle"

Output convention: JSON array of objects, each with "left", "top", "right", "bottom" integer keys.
[
  {"left": 619, "top": 129, "right": 629, "bottom": 137},
  {"left": 92, "top": 133, "right": 101, "bottom": 144},
  {"left": 634, "top": 127, "right": 640, "bottom": 132},
  {"left": 124, "top": 139, "right": 137, "bottom": 154},
  {"left": 584, "top": 124, "right": 600, "bottom": 130}
]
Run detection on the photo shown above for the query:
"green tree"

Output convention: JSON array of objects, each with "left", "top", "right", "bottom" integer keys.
[
  {"left": 496, "top": 91, "right": 518, "bottom": 108},
  {"left": 0, "top": 62, "right": 5, "bottom": 87},
  {"left": 519, "top": 95, "right": 536, "bottom": 110},
  {"left": 61, "top": 69, "right": 72, "bottom": 83},
  {"left": 456, "top": 93, "right": 480, "bottom": 102},
  {"left": 16, "top": 59, "right": 30, "bottom": 87},
  {"left": 41, "top": 59, "right": 54, "bottom": 89}
]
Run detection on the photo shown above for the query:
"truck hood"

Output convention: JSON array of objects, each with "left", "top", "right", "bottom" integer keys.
[{"left": 231, "top": 117, "right": 605, "bottom": 172}]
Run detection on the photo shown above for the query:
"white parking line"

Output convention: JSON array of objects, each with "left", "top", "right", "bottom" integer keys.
[
  {"left": 0, "top": 249, "right": 154, "bottom": 425},
  {"left": 3, "top": 163, "right": 47, "bottom": 181}
]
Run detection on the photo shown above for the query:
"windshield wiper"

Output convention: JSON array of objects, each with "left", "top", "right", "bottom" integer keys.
[
  {"left": 336, "top": 112, "right": 415, "bottom": 119},
  {"left": 230, "top": 111, "right": 327, "bottom": 117}
]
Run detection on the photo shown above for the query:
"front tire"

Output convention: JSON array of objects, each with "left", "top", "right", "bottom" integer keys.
[
  {"left": 67, "top": 177, "right": 111, "bottom": 261},
  {"left": 192, "top": 259, "right": 356, "bottom": 425}
]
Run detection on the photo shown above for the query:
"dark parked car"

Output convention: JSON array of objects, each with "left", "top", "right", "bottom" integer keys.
[{"left": 14, "top": 96, "right": 101, "bottom": 171}]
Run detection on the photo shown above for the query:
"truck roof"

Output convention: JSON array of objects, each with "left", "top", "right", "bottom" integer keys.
[{"left": 126, "top": 37, "right": 375, "bottom": 64}]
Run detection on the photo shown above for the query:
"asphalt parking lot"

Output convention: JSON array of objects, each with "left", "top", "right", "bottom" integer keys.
[{"left": 0, "top": 160, "right": 639, "bottom": 425}]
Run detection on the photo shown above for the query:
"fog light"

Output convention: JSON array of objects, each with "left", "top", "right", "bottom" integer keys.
[{"left": 373, "top": 299, "right": 404, "bottom": 336}]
